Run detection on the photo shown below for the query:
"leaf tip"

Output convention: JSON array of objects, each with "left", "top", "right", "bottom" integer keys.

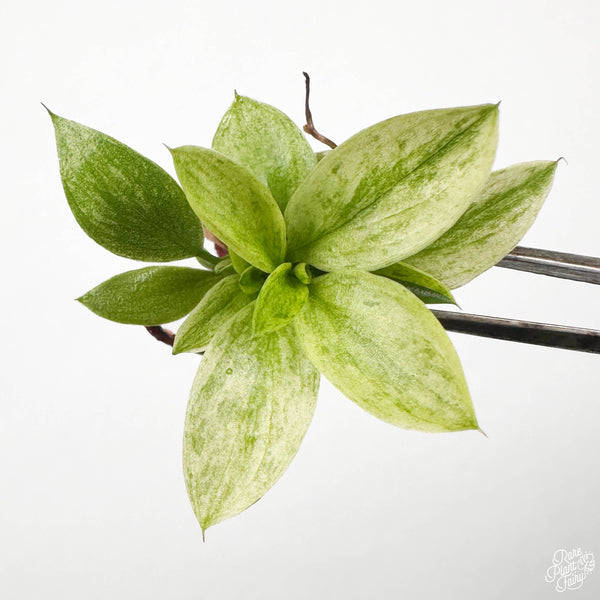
[
  {"left": 41, "top": 102, "right": 56, "bottom": 119},
  {"left": 477, "top": 426, "right": 488, "bottom": 438},
  {"left": 233, "top": 89, "right": 240, "bottom": 100},
  {"left": 556, "top": 156, "right": 568, "bottom": 167}
]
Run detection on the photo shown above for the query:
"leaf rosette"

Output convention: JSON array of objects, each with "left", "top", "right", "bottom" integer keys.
[{"left": 49, "top": 90, "right": 557, "bottom": 534}]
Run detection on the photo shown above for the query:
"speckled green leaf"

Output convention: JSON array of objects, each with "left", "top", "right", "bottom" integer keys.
[
  {"left": 212, "top": 95, "right": 317, "bottom": 211},
  {"left": 374, "top": 262, "right": 456, "bottom": 305},
  {"left": 404, "top": 161, "right": 558, "bottom": 289},
  {"left": 285, "top": 105, "right": 499, "bottom": 271},
  {"left": 239, "top": 265, "right": 268, "bottom": 295},
  {"left": 48, "top": 112, "right": 206, "bottom": 262},
  {"left": 253, "top": 263, "right": 309, "bottom": 335},
  {"left": 171, "top": 146, "right": 286, "bottom": 273},
  {"left": 294, "top": 270, "right": 477, "bottom": 432},
  {"left": 183, "top": 304, "right": 319, "bottom": 533},
  {"left": 173, "top": 275, "right": 252, "bottom": 354},
  {"left": 229, "top": 250, "right": 250, "bottom": 275},
  {"left": 78, "top": 267, "right": 222, "bottom": 325}
]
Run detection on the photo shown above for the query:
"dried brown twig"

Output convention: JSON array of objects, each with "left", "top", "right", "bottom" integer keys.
[{"left": 302, "top": 72, "right": 337, "bottom": 150}]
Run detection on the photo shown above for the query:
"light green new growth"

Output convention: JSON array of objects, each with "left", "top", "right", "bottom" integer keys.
[{"left": 253, "top": 263, "right": 309, "bottom": 335}]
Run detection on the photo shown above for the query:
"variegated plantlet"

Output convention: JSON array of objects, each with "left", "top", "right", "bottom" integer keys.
[{"left": 48, "top": 92, "right": 557, "bottom": 536}]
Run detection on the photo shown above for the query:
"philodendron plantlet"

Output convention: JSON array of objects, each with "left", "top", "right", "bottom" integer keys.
[{"left": 48, "top": 88, "right": 558, "bottom": 536}]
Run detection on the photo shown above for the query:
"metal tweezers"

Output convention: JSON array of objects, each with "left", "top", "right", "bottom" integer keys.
[{"left": 433, "top": 247, "right": 600, "bottom": 354}]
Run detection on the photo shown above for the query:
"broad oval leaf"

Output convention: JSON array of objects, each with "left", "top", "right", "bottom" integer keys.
[
  {"left": 170, "top": 146, "right": 286, "bottom": 273},
  {"left": 294, "top": 270, "right": 477, "bottom": 432},
  {"left": 48, "top": 111, "right": 206, "bottom": 261},
  {"left": 183, "top": 304, "right": 320, "bottom": 533},
  {"left": 173, "top": 275, "right": 252, "bottom": 354},
  {"left": 253, "top": 263, "right": 309, "bottom": 335},
  {"left": 285, "top": 104, "right": 499, "bottom": 271},
  {"left": 212, "top": 94, "right": 317, "bottom": 211},
  {"left": 403, "top": 161, "right": 558, "bottom": 289},
  {"left": 374, "top": 262, "right": 456, "bottom": 305},
  {"left": 78, "top": 266, "right": 222, "bottom": 325}
]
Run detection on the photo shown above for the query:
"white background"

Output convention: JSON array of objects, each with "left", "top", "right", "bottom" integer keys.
[{"left": 1, "top": 1, "right": 599, "bottom": 598}]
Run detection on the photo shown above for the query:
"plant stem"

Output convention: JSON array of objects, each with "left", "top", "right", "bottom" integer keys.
[{"left": 302, "top": 72, "right": 337, "bottom": 149}]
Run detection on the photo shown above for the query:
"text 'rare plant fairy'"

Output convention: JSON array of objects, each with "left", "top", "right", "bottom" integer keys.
[{"left": 48, "top": 82, "right": 558, "bottom": 536}]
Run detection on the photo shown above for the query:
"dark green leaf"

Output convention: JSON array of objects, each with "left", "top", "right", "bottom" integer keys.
[
  {"left": 48, "top": 111, "right": 205, "bottom": 261},
  {"left": 78, "top": 267, "right": 222, "bottom": 325}
]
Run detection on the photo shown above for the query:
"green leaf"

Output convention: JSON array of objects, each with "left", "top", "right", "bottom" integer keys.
[
  {"left": 229, "top": 249, "right": 251, "bottom": 275},
  {"left": 48, "top": 111, "right": 205, "bottom": 261},
  {"left": 253, "top": 263, "right": 309, "bottom": 335},
  {"left": 78, "top": 267, "right": 222, "bottom": 325},
  {"left": 374, "top": 262, "right": 456, "bottom": 305},
  {"left": 214, "top": 257, "right": 234, "bottom": 275},
  {"left": 239, "top": 265, "right": 268, "bottom": 295},
  {"left": 171, "top": 146, "right": 286, "bottom": 272},
  {"left": 293, "top": 262, "right": 312, "bottom": 285},
  {"left": 183, "top": 304, "right": 319, "bottom": 533},
  {"left": 403, "top": 161, "right": 558, "bottom": 289},
  {"left": 285, "top": 104, "right": 499, "bottom": 271},
  {"left": 294, "top": 270, "right": 477, "bottom": 432},
  {"left": 212, "top": 94, "right": 317, "bottom": 211},
  {"left": 173, "top": 275, "right": 252, "bottom": 354}
]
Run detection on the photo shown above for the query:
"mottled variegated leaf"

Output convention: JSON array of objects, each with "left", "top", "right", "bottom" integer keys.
[
  {"left": 78, "top": 267, "right": 222, "bottom": 325},
  {"left": 285, "top": 105, "right": 499, "bottom": 271},
  {"left": 183, "top": 305, "right": 319, "bottom": 533},
  {"left": 294, "top": 270, "right": 477, "bottom": 432},
  {"left": 404, "top": 161, "right": 558, "bottom": 289},
  {"left": 374, "top": 262, "right": 456, "bottom": 304},
  {"left": 48, "top": 112, "right": 207, "bottom": 262},
  {"left": 253, "top": 263, "right": 309, "bottom": 335},
  {"left": 170, "top": 146, "right": 286, "bottom": 272},
  {"left": 212, "top": 95, "right": 317, "bottom": 211},
  {"left": 173, "top": 275, "right": 252, "bottom": 354}
]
